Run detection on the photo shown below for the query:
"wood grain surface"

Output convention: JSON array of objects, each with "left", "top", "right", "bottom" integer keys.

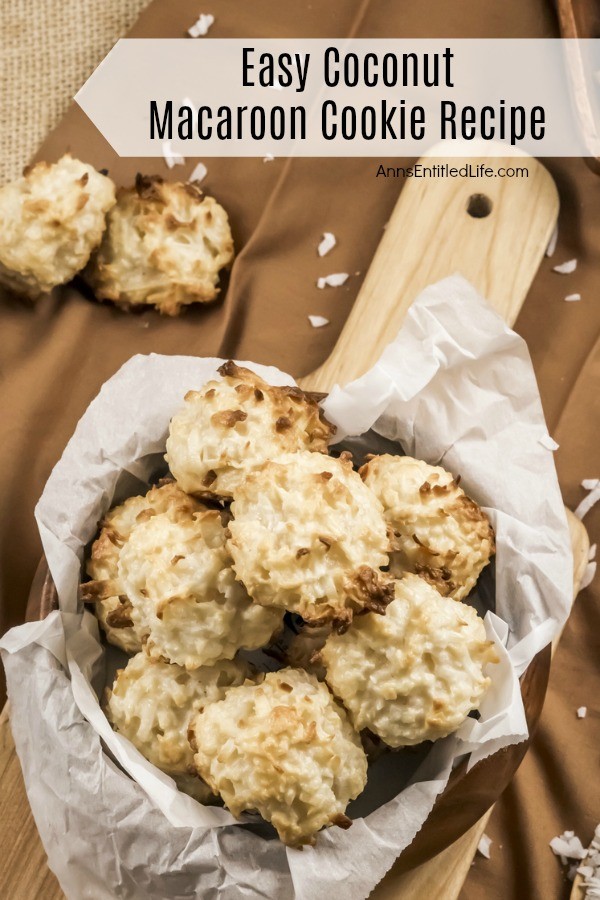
[{"left": 299, "top": 149, "right": 559, "bottom": 392}]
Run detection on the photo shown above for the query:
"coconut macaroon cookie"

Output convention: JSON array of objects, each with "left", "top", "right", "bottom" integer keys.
[
  {"left": 105, "top": 652, "right": 250, "bottom": 803},
  {"left": 84, "top": 175, "right": 234, "bottom": 314},
  {"left": 119, "top": 504, "right": 283, "bottom": 669},
  {"left": 321, "top": 574, "right": 498, "bottom": 748},
  {"left": 165, "top": 361, "right": 335, "bottom": 499},
  {"left": 0, "top": 154, "right": 115, "bottom": 298},
  {"left": 82, "top": 481, "right": 201, "bottom": 654},
  {"left": 360, "top": 454, "right": 495, "bottom": 601},
  {"left": 228, "top": 450, "right": 392, "bottom": 625},
  {"left": 190, "top": 668, "right": 367, "bottom": 845}
]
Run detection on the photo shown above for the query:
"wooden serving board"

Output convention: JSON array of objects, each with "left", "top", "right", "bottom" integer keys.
[
  {"left": 3, "top": 148, "right": 590, "bottom": 900},
  {"left": 300, "top": 147, "right": 560, "bottom": 391}
]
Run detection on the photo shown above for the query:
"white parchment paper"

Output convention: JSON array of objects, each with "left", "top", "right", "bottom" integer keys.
[{"left": 1, "top": 275, "right": 572, "bottom": 899}]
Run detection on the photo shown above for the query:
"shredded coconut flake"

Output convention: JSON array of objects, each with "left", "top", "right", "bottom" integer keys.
[
  {"left": 317, "top": 273, "right": 349, "bottom": 289},
  {"left": 574, "top": 481, "right": 600, "bottom": 520},
  {"left": 162, "top": 142, "right": 185, "bottom": 169},
  {"left": 550, "top": 832, "right": 587, "bottom": 861},
  {"left": 571, "top": 824, "right": 600, "bottom": 897},
  {"left": 577, "top": 706, "right": 587, "bottom": 719},
  {"left": 188, "top": 13, "right": 214, "bottom": 37},
  {"left": 553, "top": 258, "right": 577, "bottom": 275},
  {"left": 546, "top": 224, "right": 558, "bottom": 257},
  {"left": 308, "top": 315, "right": 329, "bottom": 328},
  {"left": 582, "top": 478, "right": 600, "bottom": 491},
  {"left": 317, "top": 232, "right": 336, "bottom": 257},
  {"left": 580, "top": 562, "right": 597, "bottom": 591},
  {"left": 477, "top": 834, "right": 492, "bottom": 859},
  {"left": 539, "top": 434, "right": 559, "bottom": 451},
  {"left": 565, "top": 293, "right": 581, "bottom": 302},
  {"left": 263, "top": 153, "right": 275, "bottom": 163},
  {"left": 189, "top": 162, "right": 207, "bottom": 183}
]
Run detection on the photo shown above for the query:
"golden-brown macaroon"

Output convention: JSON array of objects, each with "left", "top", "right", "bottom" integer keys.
[
  {"left": 189, "top": 668, "right": 367, "bottom": 845},
  {"left": 227, "top": 450, "right": 392, "bottom": 626},
  {"left": 105, "top": 651, "right": 251, "bottom": 803},
  {"left": 321, "top": 574, "right": 498, "bottom": 748},
  {"left": 0, "top": 154, "right": 115, "bottom": 298},
  {"left": 165, "top": 361, "right": 335, "bottom": 499},
  {"left": 84, "top": 174, "right": 233, "bottom": 314},
  {"left": 82, "top": 481, "right": 201, "bottom": 654},
  {"left": 360, "top": 454, "right": 495, "bottom": 601},
  {"left": 118, "top": 504, "right": 283, "bottom": 669}
]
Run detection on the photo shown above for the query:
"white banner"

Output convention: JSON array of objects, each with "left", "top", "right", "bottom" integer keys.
[{"left": 75, "top": 39, "right": 600, "bottom": 157}]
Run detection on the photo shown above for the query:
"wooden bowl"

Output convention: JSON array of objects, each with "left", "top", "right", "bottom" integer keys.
[{"left": 25, "top": 555, "right": 551, "bottom": 871}]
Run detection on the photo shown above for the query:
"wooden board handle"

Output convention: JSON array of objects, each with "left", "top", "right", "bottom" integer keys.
[{"left": 299, "top": 150, "right": 558, "bottom": 392}]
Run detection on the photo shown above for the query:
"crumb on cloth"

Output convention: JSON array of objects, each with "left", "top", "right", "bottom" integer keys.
[
  {"left": 318, "top": 233, "right": 336, "bottom": 257},
  {"left": 308, "top": 315, "right": 329, "bottom": 328},
  {"left": 553, "top": 258, "right": 577, "bottom": 275},
  {"left": 189, "top": 163, "right": 207, "bottom": 183},
  {"left": 477, "top": 833, "right": 492, "bottom": 859},
  {"left": 317, "top": 273, "right": 349, "bottom": 289},
  {"left": 188, "top": 13, "right": 214, "bottom": 37}
]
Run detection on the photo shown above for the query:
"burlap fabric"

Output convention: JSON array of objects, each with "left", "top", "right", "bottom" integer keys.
[
  {"left": 0, "top": 0, "right": 149, "bottom": 186},
  {"left": 0, "top": 1, "right": 598, "bottom": 899}
]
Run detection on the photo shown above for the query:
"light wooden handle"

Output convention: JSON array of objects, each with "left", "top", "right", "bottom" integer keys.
[{"left": 299, "top": 150, "right": 558, "bottom": 392}]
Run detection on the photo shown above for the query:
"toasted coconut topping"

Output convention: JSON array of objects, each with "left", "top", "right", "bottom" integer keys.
[
  {"left": 322, "top": 574, "right": 498, "bottom": 747},
  {"left": 189, "top": 668, "right": 367, "bottom": 846},
  {"left": 361, "top": 455, "right": 495, "bottom": 601},
  {"left": 346, "top": 565, "right": 395, "bottom": 615},
  {"left": 332, "top": 813, "right": 353, "bottom": 830},
  {"left": 165, "top": 362, "right": 336, "bottom": 498},
  {"left": 105, "top": 596, "right": 134, "bottom": 629},
  {"left": 211, "top": 409, "right": 248, "bottom": 428},
  {"left": 287, "top": 622, "right": 332, "bottom": 681}
]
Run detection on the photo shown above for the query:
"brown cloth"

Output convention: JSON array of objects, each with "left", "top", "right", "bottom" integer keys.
[{"left": 0, "top": 1, "right": 598, "bottom": 898}]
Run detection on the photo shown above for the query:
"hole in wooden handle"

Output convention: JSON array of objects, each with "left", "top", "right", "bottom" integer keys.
[{"left": 466, "top": 193, "right": 493, "bottom": 218}]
